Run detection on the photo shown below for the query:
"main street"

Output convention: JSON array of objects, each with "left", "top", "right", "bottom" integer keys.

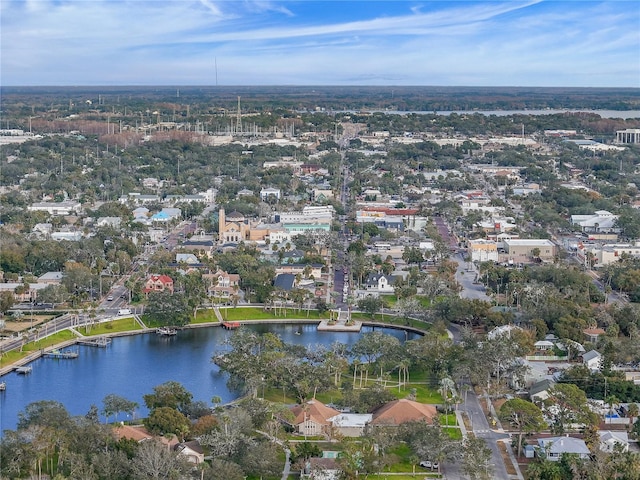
[{"left": 435, "top": 217, "right": 519, "bottom": 480}]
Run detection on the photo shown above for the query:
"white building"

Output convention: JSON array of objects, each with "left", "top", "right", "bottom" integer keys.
[
  {"left": 260, "top": 187, "right": 282, "bottom": 201},
  {"left": 28, "top": 201, "right": 82, "bottom": 216},
  {"left": 571, "top": 211, "right": 620, "bottom": 234},
  {"left": 616, "top": 128, "right": 640, "bottom": 144}
]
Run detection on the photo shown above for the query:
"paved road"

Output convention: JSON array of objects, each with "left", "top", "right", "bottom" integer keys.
[{"left": 451, "top": 253, "right": 491, "bottom": 301}]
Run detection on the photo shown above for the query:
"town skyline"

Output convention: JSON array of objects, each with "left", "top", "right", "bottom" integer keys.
[{"left": 2, "top": 0, "right": 639, "bottom": 87}]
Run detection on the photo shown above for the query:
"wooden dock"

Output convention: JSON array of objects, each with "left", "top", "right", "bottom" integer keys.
[
  {"left": 222, "top": 322, "right": 241, "bottom": 330},
  {"left": 77, "top": 337, "right": 112, "bottom": 347}
]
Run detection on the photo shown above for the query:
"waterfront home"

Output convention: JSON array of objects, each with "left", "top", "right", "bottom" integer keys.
[
  {"left": 143, "top": 274, "right": 174, "bottom": 294},
  {"left": 369, "top": 399, "right": 438, "bottom": 427},
  {"left": 289, "top": 400, "right": 340, "bottom": 437}
]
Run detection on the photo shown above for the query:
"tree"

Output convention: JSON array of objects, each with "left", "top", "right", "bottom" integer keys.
[
  {"left": 351, "top": 331, "right": 400, "bottom": 366},
  {"left": 143, "top": 381, "right": 193, "bottom": 414},
  {"left": 145, "top": 290, "right": 191, "bottom": 326},
  {"left": 202, "top": 458, "right": 245, "bottom": 480},
  {"left": 400, "top": 420, "right": 459, "bottom": 472},
  {"left": 357, "top": 296, "right": 383, "bottom": 318},
  {"left": 130, "top": 439, "right": 191, "bottom": 480},
  {"left": 627, "top": 403, "right": 638, "bottom": 432},
  {"left": 461, "top": 436, "right": 493, "bottom": 480},
  {"left": 234, "top": 440, "right": 283, "bottom": 478},
  {"left": 17, "top": 400, "right": 72, "bottom": 431},
  {"left": 0, "top": 291, "right": 15, "bottom": 314},
  {"left": 143, "top": 407, "right": 190, "bottom": 440},
  {"left": 102, "top": 393, "right": 138, "bottom": 423},
  {"left": 499, "top": 398, "right": 546, "bottom": 457},
  {"left": 544, "top": 383, "right": 597, "bottom": 434}
]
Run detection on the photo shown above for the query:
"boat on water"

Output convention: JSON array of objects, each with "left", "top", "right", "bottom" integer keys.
[
  {"left": 44, "top": 349, "right": 79, "bottom": 359},
  {"left": 156, "top": 327, "right": 177, "bottom": 336},
  {"left": 0, "top": 382, "right": 6, "bottom": 391}
]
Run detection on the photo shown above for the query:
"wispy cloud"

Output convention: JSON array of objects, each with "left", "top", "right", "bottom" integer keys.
[{"left": 1, "top": 0, "right": 638, "bottom": 86}]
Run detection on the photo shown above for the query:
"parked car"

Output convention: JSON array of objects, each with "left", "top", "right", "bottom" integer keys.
[
  {"left": 107, "top": 295, "right": 114, "bottom": 301},
  {"left": 419, "top": 461, "right": 432, "bottom": 468}
]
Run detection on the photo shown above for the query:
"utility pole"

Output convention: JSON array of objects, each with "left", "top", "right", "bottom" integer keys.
[{"left": 236, "top": 96, "right": 242, "bottom": 134}]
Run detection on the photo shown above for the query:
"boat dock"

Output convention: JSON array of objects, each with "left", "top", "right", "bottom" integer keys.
[
  {"left": 222, "top": 322, "right": 241, "bottom": 330},
  {"left": 156, "top": 327, "right": 177, "bottom": 336},
  {"left": 77, "top": 337, "right": 112, "bottom": 347},
  {"left": 44, "top": 349, "right": 79, "bottom": 359}
]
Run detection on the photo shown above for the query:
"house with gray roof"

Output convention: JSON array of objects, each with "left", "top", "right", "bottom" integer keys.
[{"left": 537, "top": 436, "right": 590, "bottom": 461}]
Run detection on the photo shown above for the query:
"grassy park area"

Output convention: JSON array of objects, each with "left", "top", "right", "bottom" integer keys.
[{"left": 0, "top": 330, "right": 78, "bottom": 367}]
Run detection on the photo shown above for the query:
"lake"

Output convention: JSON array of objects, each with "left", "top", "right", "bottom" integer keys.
[{"left": 0, "top": 323, "right": 419, "bottom": 432}]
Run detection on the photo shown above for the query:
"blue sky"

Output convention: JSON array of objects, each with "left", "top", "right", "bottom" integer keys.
[{"left": 1, "top": 0, "right": 639, "bottom": 87}]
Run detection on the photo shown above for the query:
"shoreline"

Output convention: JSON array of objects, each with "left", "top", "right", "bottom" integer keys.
[{"left": 0, "top": 315, "right": 430, "bottom": 378}]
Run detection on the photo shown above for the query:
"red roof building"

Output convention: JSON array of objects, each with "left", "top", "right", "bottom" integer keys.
[{"left": 143, "top": 274, "right": 174, "bottom": 294}]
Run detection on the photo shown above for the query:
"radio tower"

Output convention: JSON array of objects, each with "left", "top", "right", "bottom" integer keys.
[{"left": 236, "top": 96, "right": 242, "bottom": 135}]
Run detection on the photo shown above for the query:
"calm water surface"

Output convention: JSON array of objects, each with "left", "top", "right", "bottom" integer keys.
[{"left": 0, "top": 324, "right": 418, "bottom": 432}]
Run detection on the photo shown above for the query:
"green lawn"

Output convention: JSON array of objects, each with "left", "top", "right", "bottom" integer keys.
[
  {"left": 220, "top": 307, "right": 329, "bottom": 321},
  {"left": 0, "top": 330, "right": 78, "bottom": 367},
  {"left": 83, "top": 318, "right": 143, "bottom": 336},
  {"left": 443, "top": 427, "right": 462, "bottom": 440},
  {"left": 193, "top": 309, "right": 219, "bottom": 324},
  {"left": 390, "top": 384, "right": 444, "bottom": 404},
  {"left": 439, "top": 413, "right": 457, "bottom": 426}
]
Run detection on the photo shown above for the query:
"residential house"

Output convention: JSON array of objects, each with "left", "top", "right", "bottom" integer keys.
[
  {"left": 363, "top": 273, "right": 395, "bottom": 296},
  {"left": 151, "top": 208, "right": 181, "bottom": 223},
  {"left": 584, "top": 327, "right": 607, "bottom": 344},
  {"left": 530, "top": 379, "right": 555, "bottom": 403},
  {"left": 289, "top": 400, "right": 341, "bottom": 437},
  {"left": 96, "top": 216, "right": 122, "bottom": 228},
  {"left": 276, "top": 264, "right": 323, "bottom": 279},
  {"left": 274, "top": 273, "right": 297, "bottom": 292},
  {"left": 534, "top": 340, "right": 555, "bottom": 353},
  {"left": 112, "top": 424, "right": 153, "bottom": 443},
  {"left": 581, "top": 350, "right": 602, "bottom": 372},
  {"left": 260, "top": 187, "right": 281, "bottom": 202},
  {"left": 370, "top": 399, "right": 438, "bottom": 427},
  {"left": 51, "top": 231, "right": 83, "bottom": 241},
  {"left": 38, "top": 272, "right": 63, "bottom": 284},
  {"left": 143, "top": 274, "right": 174, "bottom": 294},
  {"left": 175, "top": 253, "right": 199, "bottom": 265},
  {"left": 0, "top": 282, "right": 49, "bottom": 302},
  {"left": 599, "top": 431, "right": 629, "bottom": 453},
  {"left": 174, "top": 441, "right": 205, "bottom": 464},
  {"left": 536, "top": 437, "right": 590, "bottom": 461},
  {"left": 203, "top": 269, "right": 240, "bottom": 300},
  {"left": 180, "top": 237, "right": 217, "bottom": 259},
  {"left": 327, "top": 413, "right": 372, "bottom": 437}
]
